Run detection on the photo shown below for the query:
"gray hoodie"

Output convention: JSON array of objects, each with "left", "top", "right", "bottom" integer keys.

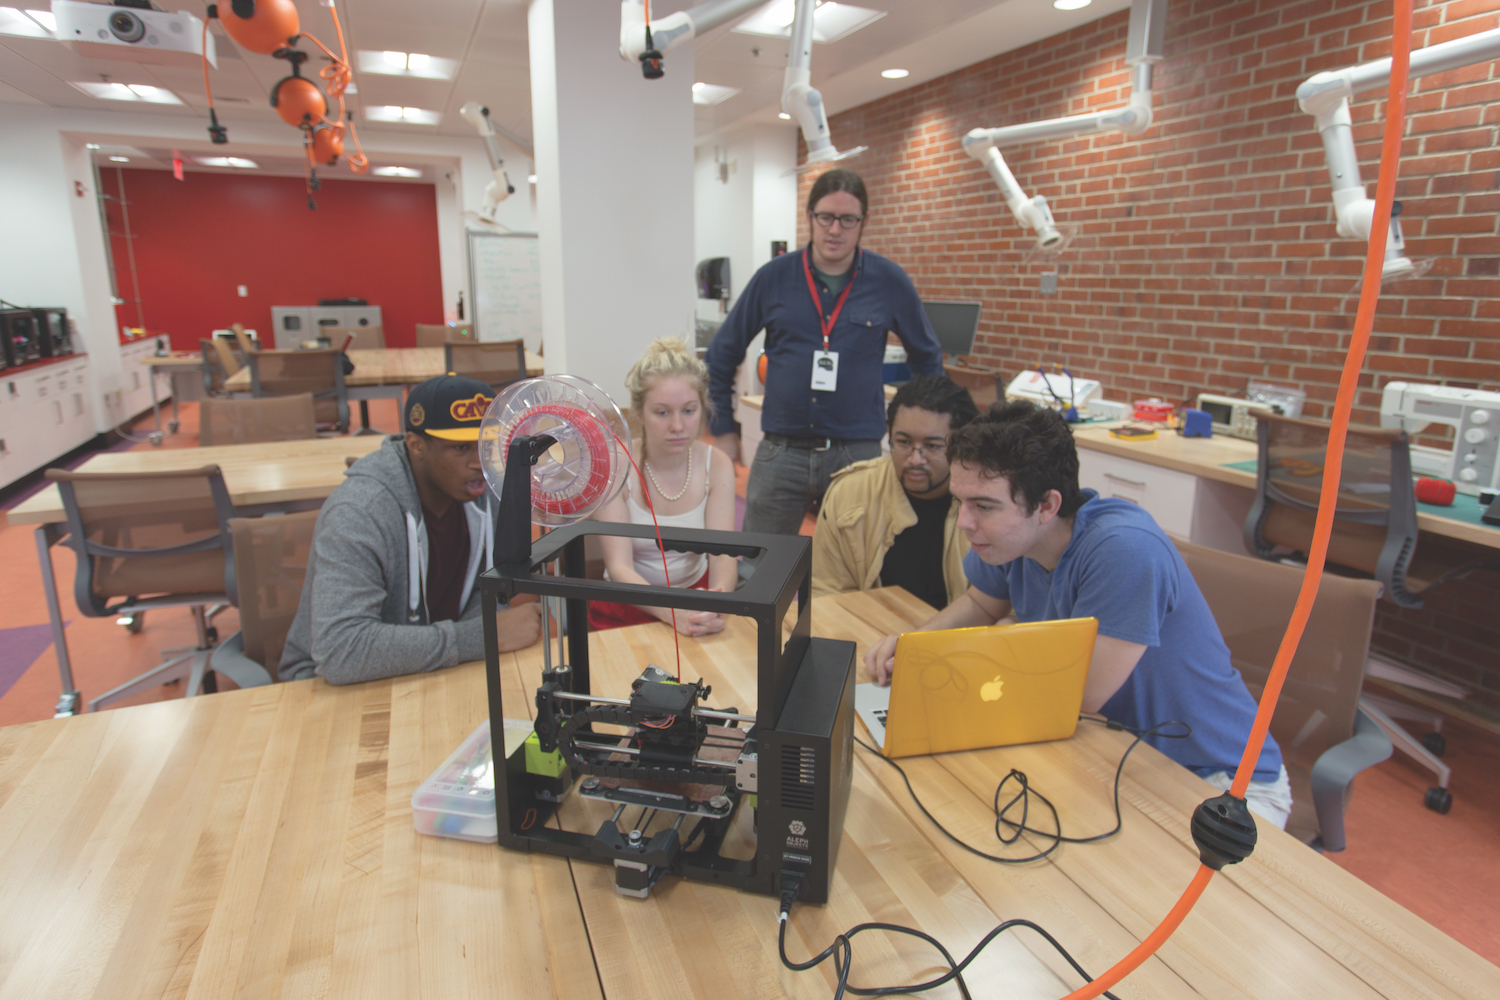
[{"left": 279, "top": 436, "right": 501, "bottom": 684}]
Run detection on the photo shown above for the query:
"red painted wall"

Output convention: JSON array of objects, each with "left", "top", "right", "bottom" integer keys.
[{"left": 101, "top": 168, "right": 444, "bottom": 350}]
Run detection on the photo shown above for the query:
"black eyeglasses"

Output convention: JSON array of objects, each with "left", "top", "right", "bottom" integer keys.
[
  {"left": 890, "top": 437, "right": 946, "bottom": 459},
  {"left": 811, "top": 212, "right": 865, "bottom": 230}
]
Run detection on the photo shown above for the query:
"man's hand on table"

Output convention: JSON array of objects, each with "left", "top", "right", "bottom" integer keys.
[
  {"left": 496, "top": 602, "right": 544, "bottom": 651},
  {"left": 865, "top": 634, "right": 900, "bottom": 686}
]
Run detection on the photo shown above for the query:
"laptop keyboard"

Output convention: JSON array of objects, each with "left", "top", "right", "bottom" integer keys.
[{"left": 873, "top": 709, "right": 888, "bottom": 725}]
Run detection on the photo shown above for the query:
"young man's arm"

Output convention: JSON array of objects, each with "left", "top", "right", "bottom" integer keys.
[
  {"left": 1082, "top": 636, "right": 1148, "bottom": 713},
  {"left": 865, "top": 585, "right": 1011, "bottom": 685}
]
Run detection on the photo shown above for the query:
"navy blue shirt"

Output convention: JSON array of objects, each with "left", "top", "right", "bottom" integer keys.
[
  {"left": 706, "top": 246, "right": 944, "bottom": 440},
  {"left": 962, "top": 491, "right": 1283, "bottom": 781}
]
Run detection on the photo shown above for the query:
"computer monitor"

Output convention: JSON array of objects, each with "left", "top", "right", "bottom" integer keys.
[{"left": 922, "top": 301, "right": 981, "bottom": 358}]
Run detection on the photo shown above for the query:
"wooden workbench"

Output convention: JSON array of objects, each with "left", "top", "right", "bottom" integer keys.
[
  {"left": 0, "top": 590, "right": 1490, "bottom": 999},
  {"left": 221, "top": 347, "right": 545, "bottom": 393}
]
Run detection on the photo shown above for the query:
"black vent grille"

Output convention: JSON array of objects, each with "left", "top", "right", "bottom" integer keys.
[{"left": 780, "top": 745, "right": 817, "bottom": 811}]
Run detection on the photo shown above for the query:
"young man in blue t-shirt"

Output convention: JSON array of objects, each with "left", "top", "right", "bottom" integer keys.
[{"left": 865, "top": 400, "right": 1291, "bottom": 828}]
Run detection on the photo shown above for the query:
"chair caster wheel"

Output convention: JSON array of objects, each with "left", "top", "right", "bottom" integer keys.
[
  {"left": 204, "top": 626, "right": 219, "bottom": 645},
  {"left": 122, "top": 613, "right": 145, "bottom": 634},
  {"left": 168, "top": 420, "right": 179, "bottom": 434},
  {"left": 149, "top": 432, "right": 164, "bottom": 446},
  {"left": 1421, "top": 731, "right": 1446, "bottom": 757},
  {"left": 1424, "top": 787, "right": 1452, "bottom": 814}
]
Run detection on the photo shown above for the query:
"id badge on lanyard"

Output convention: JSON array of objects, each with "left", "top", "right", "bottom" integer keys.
[{"left": 803, "top": 249, "right": 857, "bottom": 392}]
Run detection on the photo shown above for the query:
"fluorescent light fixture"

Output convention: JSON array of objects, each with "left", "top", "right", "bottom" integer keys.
[
  {"left": 1053, "top": 0, "right": 1092, "bottom": 8},
  {"left": 196, "top": 156, "right": 258, "bottom": 168},
  {"left": 86, "top": 143, "right": 100, "bottom": 149},
  {"left": 373, "top": 166, "right": 421, "bottom": 177},
  {"left": 0, "top": 7, "right": 50, "bottom": 37},
  {"left": 528, "top": 174, "right": 537, "bottom": 183},
  {"left": 880, "top": 68, "right": 909, "bottom": 79},
  {"left": 109, "top": 156, "right": 129, "bottom": 162},
  {"left": 70, "top": 81, "right": 183, "bottom": 104},
  {"left": 778, "top": 112, "right": 791, "bottom": 119},
  {"left": 691, "top": 81, "right": 741, "bottom": 105},
  {"left": 357, "top": 50, "right": 455, "bottom": 80},
  {"left": 363, "top": 104, "right": 441, "bottom": 126},
  {"left": 733, "top": 1, "right": 885, "bottom": 44},
  {"left": 23, "top": 7, "right": 52, "bottom": 29}
]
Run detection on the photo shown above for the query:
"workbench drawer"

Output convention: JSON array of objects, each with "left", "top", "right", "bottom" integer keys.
[{"left": 1077, "top": 449, "right": 1198, "bottom": 538}]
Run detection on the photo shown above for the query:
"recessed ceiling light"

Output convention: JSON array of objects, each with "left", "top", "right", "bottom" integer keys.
[
  {"left": 692, "top": 82, "right": 740, "bottom": 106},
  {"left": 70, "top": 81, "right": 183, "bottom": 104},
  {"left": 778, "top": 112, "right": 791, "bottom": 119},
  {"left": 357, "top": 50, "right": 455, "bottom": 80},
  {"left": 364, "top": 105, "right": 441, "bottom": 126},
  {"left": 196, "top": 156, "right": 258, "bottom": 168},
  {"left": 86, "top": 143, "right": 100, "bottom": 149},
  {"left": 1053, "top": 0, "right": 1092, "bottom": 9},
  {"left": 109, "top": 156, "right": 129, "bottom": 162},
  {"left": 880, "top": 68, "right": 908, "bottom": 79},
  {"left": 733, "top": 1, "right": 885, "bottom": 44},
  {"left": 0, "top": 7, "right": 50, "bottom": 37},
  {"left": 373, "top": 166, "right": 421, "bottom": 177}
]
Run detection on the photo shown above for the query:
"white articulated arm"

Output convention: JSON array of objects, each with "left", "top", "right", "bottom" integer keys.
[
  {"left": 780, "top": 0, "right": 866, "bottom": 169},
  {"left": 619, "top": 0, "right": 766, "bottom": 64},
  {"left": 962, "top": 0, "right": 1163, "bottom": 250},
  {"left": 1294, "top": 29, "right": 1500, "bottom": 282},
  {"left": 459, "top": 101, "right": 515, "bottom": 225}
]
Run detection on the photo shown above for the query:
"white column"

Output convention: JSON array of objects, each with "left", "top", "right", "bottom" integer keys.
[{"left": 529, "top": 0, "right": 696, "bottom": 404}]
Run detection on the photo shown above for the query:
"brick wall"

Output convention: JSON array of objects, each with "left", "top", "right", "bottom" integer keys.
[{"left": 798, "top": 0, "right": 1500, "bottom": 717}]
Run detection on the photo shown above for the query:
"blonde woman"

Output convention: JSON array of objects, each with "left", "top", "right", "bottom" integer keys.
[{"left": 590, "top": 337, "right": 739, "bottom": 635}]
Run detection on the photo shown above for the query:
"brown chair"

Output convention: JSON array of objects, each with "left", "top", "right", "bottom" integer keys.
[
  {"left": 416, "top": 322, "right": 472, "bottom": 347},
  {"left": 199, "top": 394, "right": 318, "bottom": 446},
  {"left": 1243, "top": 412, "right": 1490, "bottom": 813},
  {"left": 211, "top": 510, "right": 321, "bottom": 684},
  {"left": 326, "top": 325, "right": 386, "bottom": 351},
  {"left": 245, "top": 347, "right": 350, "bottom": 433},
  {"left": 1175, "top": 539, "right": 1388, "bottom": 851},
  {"left": 231, "top": 321, "right": 258, "bottom": 358},
  {"left": 445, "top": 339, "right": 526, "bottom": 391},
  {"left": 46, "top": 465, "right": 245, "bottom": 711}
]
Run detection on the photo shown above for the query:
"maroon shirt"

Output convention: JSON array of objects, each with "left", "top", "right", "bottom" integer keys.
[{"left": 423, "top": 501, "right": 471, "bottom": 623}]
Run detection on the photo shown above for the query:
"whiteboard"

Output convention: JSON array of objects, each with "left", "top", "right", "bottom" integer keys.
[{"left": 467, "top": 231, "right": 541, "bottom": 350}]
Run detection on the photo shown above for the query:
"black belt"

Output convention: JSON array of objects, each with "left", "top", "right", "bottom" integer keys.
[{"left": 766, "top": 433, "right": 844, "bottom": 452}]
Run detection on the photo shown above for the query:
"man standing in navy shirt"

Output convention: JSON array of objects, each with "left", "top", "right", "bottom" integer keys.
[
  {"left": 706, "top": 169, "right": 945, "bottom": 534},
  {"left": 864, "top": 400, "right": 1291, "bottom": 829}
]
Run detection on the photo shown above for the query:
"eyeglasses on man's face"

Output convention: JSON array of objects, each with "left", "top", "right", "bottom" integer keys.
[
  {"left": 810, "top": 212, "right": 865, "bottom": 230},
  {"left": 890, "top": 436, "right": 947, "bottom": 459}
]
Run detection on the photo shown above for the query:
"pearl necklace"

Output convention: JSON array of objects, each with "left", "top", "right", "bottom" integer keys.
[{"left": 644, "top": 444, "right": 693, "bottom": 502}]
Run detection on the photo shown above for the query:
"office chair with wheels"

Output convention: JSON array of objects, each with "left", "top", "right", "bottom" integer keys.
[
  {"left": 246, "top": 347, "right": 350, "bottom": 433},
  {"left": 1243, "top": 412, "right": 1488, "bottom": 814},
  {"left": 199, "top": 338, "right": 244, "bottom": 396},
  {"left": 1175, "top": 539, "right": 1388, "bottom": 851},
  {"left": 210, "top": 510, "right": 321, "bottom": 684},
  {"left": 416, "top": 323, "right": 471, "bottom": 347},
  {"left": 46, "top": 465, "right": 242, "bottom": 712},
  {"left": 444, "top": 339, "right": 526, "bottom": 391},
  {"left": 199, "top": 393, "right": 318, "bottom": 446}
]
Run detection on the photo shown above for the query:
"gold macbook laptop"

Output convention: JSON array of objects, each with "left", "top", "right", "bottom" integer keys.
[{"left": 856, "top": 617, "right": 1098, "bottom": 758}]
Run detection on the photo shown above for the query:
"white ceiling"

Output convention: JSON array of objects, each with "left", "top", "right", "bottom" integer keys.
[{"left": 0, "top": 0, "right": 1127, "bottom": 177}]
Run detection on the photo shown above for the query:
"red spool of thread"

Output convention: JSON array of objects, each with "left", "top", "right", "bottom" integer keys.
[{"left": 1415, "top": 477, "right": 1456, "bottom": 506}]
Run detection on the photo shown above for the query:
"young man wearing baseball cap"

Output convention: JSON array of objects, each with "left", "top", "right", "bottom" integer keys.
[{"left": 281, "top": 374, "right": 542, "bottom": 683}]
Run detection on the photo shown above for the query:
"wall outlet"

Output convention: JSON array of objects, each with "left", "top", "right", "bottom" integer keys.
[{"left": 237, "top": 285, "right": 248, "bottom": 297}]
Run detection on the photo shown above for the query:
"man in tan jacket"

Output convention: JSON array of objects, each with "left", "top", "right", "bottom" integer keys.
[{"left": 812, "top": 376, "right": 978, "bottom": 609}]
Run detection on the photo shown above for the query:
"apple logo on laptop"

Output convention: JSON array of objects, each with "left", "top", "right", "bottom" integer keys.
[{"left": 980, "top": 675, "right": 1004, "bottom": 702}]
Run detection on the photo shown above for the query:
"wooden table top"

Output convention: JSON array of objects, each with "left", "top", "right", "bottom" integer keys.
[
  {"left": 5, "top": 435, "right": 386, "bottom": 526},
  {"left": 142, "top": 352, "right": 208, "bottom": 369},
  {"left": 0, "top": 590, "right": 1489, "bottom": 999},
  {"left": 222, "top": 347, "right": 545, "bottom": 392}
]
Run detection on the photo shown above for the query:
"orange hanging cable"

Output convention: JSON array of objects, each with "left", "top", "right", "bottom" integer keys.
[
  {"left": 300, "top": 0, "right": 367, "bottom": 172},
  {"left": 1047, "top": 2, "right": 1414, "bottom": 997}
]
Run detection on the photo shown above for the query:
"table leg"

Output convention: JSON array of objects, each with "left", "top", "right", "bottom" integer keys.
[
  {"left": 36, "top": 525, "right": 80, "bottom": 717},
  {"left": 148, "top": 364, "right": 164, "bottom": 437},
  {"left": 169, "top": 380, "right": 180, "bottom": 435},
  {"left": 360, "top": 400, "right": 372, "bottom": 430}
]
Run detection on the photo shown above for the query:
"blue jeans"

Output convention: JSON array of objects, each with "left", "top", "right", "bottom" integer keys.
[{"left": 743, "top": 436, "right": 882, "bottom": 535}]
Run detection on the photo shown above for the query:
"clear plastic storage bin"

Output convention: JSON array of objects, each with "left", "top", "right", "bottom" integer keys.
[{"left": 412, "top": 717, "right": 533, "bottom": 843}]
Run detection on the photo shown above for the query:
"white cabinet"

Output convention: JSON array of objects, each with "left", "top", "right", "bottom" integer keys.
[
  {"left": 1077, "top": 447, "right": 1198, "bottom": 538},
  {"left": 0, "top": 356, "right": 97, "bottom": 490}
]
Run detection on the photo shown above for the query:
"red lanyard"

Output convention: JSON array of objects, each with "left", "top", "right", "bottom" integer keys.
[{"left": 802, "top": 248, "right": 858, "bottom": 352}]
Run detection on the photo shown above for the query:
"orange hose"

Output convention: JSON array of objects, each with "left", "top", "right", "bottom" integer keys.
[
  {"left": 1049, "top": 1, "right": 1414, "bottom": 996},
  {"left": 201, "top": 17, "right": 215, "bottom": 111}
]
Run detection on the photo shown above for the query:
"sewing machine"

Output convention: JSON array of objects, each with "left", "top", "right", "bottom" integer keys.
[{"left": 1380, "top": 381, "right": 1500, "bottom": 496}]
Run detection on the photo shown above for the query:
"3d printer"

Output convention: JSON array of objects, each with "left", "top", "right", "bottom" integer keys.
[{"left": 474, "top": 376, "right": 856, "bottom": 902}]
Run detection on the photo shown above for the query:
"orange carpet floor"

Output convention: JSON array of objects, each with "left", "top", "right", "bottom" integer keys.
[{"left": 1, "top": 399, "right": 1496, "bottom": 964}]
